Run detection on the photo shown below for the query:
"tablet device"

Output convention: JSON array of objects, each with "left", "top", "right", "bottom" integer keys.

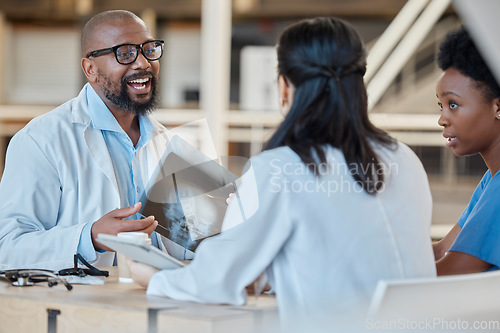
[{"left": 96, "top": 234, "right": 185, "bottom": 270}]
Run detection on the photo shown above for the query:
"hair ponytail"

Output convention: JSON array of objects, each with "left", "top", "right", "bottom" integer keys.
[{"left": 265, "top": 17, "right": 395, "bottom": 194}]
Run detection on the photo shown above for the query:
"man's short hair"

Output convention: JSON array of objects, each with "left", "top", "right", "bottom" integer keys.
[{"left": 81, "top": 10, "right": 143, "bottom": 57}]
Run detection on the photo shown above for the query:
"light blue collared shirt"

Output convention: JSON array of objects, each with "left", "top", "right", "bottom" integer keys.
[{"left": 77, "top": 85, "right": 155, "bottom": 258}]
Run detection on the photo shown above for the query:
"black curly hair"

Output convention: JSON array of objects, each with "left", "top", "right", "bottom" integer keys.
[{"left": 437, "top": 26, "right": 500, "bottom": 100}]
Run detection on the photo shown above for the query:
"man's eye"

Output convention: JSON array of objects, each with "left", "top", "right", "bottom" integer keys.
[
  {"left": 450, "top": 102, "right": 458, "bottom": 109},
  {"left": 119, "top": 52, "right": 133, "bottom": 57},
  {"left": 437, "top": 102, "right": 443, "bottom": 110}
]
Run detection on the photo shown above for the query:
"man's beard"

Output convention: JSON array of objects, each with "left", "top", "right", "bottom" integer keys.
[{"left": 99, "top": 71, "right": 159, "bottom": 116}]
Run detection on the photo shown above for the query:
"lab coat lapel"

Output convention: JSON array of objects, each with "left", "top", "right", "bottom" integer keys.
[
  {"left": 72, "top": 85, "right": 120, "bottom": 194},
  {"left": 83, "top": 127, "right": 119, "bottom": 193}
]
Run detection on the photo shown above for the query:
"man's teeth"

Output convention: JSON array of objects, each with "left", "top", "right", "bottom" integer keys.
[
  {"left": 447, "top": 137, "right": 456, "bottom": 142},
  {"left": 128, "top": 78, "right": 149, "bottom": 90},
  {"left": 129, "top": 78, "right": 149, "bottom": 84}
]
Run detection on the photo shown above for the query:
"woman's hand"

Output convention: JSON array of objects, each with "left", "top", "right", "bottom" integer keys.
[
  {"left": 126, "top": 258, "right": 159, "bottom": 288},
  {"left": 433, "top": 222, "right": 461, "bottom": 261},
  {"left": 226, "top": 192, "right": 235, "bottom": 205}
]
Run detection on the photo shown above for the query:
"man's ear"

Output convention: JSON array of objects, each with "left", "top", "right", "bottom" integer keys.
[{"left": 81, "top": 58, "right": 97, "bottom": 83}]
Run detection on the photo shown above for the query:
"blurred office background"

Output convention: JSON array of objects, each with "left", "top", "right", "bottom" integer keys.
[{"left": 0, "top": 0, "right": 488, "bottom": 238}]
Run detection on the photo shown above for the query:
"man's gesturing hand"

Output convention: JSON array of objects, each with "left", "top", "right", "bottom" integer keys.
[{"left": 91, "top": 202, "right": 158, "bottom": 251}]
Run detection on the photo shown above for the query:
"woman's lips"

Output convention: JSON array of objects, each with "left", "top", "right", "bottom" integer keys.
[{"left": 445, "top": 136, "right": 457, "bottom": 148}]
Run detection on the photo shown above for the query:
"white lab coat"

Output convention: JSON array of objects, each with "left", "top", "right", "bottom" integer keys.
[
  {"left": 147, "top": 143, "right": 437, "bottom": 332},
  {"left": 0, "top": 84, "right": 170, "bottom": 270}
]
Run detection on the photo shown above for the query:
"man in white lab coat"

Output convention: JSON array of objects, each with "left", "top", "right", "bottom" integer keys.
[{"left": 0, "top": 10, "right": 180, "bottom": 270}]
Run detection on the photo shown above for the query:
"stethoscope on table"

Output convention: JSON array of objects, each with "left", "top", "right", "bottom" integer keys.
[
  {"left": 0, "top": 254, "right": 108, "bottom": 290},
  {"left": 0, "top": 269, "right": 73, "bottom": 290}
]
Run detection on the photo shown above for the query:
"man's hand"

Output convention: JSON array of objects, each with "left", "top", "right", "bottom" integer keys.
[
  {"left": 127, "top": 258, "right": 158, "bottom": 288},
  {"left": 91, "top": 202, "right": 158, "bottom": 251}
]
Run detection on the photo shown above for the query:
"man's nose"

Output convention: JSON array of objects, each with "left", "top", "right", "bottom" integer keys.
[{"left": 131, "top": 51, "right": 151, "bottom": 69}]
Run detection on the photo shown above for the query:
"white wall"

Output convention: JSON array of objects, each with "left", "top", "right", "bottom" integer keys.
[
  {"left": 160, "top": 23, "right": 201, "bottom": 107},
  {"left": 5, "top": 25, "right": 81, "bottom": 104},
  {"left": 239, "top": 46, "right": 278, "bottom": 112},
  {"left": 1, "top": 22, "right": 202, "bottom": 108}
]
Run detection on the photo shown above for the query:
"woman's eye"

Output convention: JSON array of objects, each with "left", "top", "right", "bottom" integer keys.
[
  {"left": 450, "top": 102, "right": 458, "bottom": 109},
  {"left": 437, "top": 102, "right": 443, "bottom": 110}
]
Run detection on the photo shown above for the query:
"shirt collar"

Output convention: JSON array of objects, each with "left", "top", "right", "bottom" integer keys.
[
  {"left": 137, "top": 113, "right": 153, "bottom": 148},
  {"left": 86, "top": 85, "right": 154, "bottom": 148}
]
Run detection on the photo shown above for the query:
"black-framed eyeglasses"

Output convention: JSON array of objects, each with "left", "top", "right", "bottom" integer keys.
[{"left": 86, "top": 40, "right": 164, "bottom": 65}]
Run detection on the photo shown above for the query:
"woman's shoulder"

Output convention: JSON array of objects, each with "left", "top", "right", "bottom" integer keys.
[
  {"left": 250, "top": 146, "right": 302, "bottom": 167},
  {"left": 372, "top": 140, "right": 421, "bottom": 165},
  {"left": 243, "top": 147, "right": 307, "bottom": 184},
  {"left": 249, "top": 141, "right": 422, "bottom": 173}
]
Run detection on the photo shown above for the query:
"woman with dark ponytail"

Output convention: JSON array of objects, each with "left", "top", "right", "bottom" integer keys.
[
  {"left": 267, "top": 17, "right": 394, "bottom": 194},
  {"left": 130, "top": 17, "right": 436, "bottom": 332}
]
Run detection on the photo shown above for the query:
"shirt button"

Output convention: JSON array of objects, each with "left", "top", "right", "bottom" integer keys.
[{"left": 136, "top": 187, "right": 140, "bottom": 193}]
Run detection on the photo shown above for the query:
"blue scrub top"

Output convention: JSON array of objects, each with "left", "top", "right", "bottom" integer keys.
[{"left": 450, "top": 170, "right": 500, "bottom": 270}]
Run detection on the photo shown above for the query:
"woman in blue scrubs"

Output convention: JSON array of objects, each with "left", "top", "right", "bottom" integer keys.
[{"left": 434, "top": 26, "right": 500, "bottom": 275}]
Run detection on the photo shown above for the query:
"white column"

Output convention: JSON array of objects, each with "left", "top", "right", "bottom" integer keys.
[
  {"left": 0, "top": 12, "right": 7, "bottom": 174},
  {"left": 141, "top": 8, "right": 157, "bottom": 39},
  {"left": 0, "top": 12, "right": 5, "bottom": 104},
  {"left": 453, "top": 0, "right": 500, "bottom": 88},
  {"left": 200, "top": 0, "right": 231, "bottom": 157}
]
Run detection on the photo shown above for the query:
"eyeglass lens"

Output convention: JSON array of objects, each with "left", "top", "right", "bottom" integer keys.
[{"left": 116, "top": 41, "right": 163, "bottom": 64}]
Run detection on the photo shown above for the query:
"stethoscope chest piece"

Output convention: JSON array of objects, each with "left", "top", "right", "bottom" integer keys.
[{"left": 11, "top": 275, "right": 35, "bottom": 287}]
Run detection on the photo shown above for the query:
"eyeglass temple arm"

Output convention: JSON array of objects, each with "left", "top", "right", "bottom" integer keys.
[{"left": 74, "top": 253, "right": 109, "bottom": 277}]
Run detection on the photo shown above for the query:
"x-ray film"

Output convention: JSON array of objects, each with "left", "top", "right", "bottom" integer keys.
[{"left": 141, "top": 136, "right": 238, "bottom": 252}]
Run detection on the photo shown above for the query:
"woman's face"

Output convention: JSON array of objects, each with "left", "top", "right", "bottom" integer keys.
[{"left": 436, "top": 67, "right": 500, "bottom": 157}]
